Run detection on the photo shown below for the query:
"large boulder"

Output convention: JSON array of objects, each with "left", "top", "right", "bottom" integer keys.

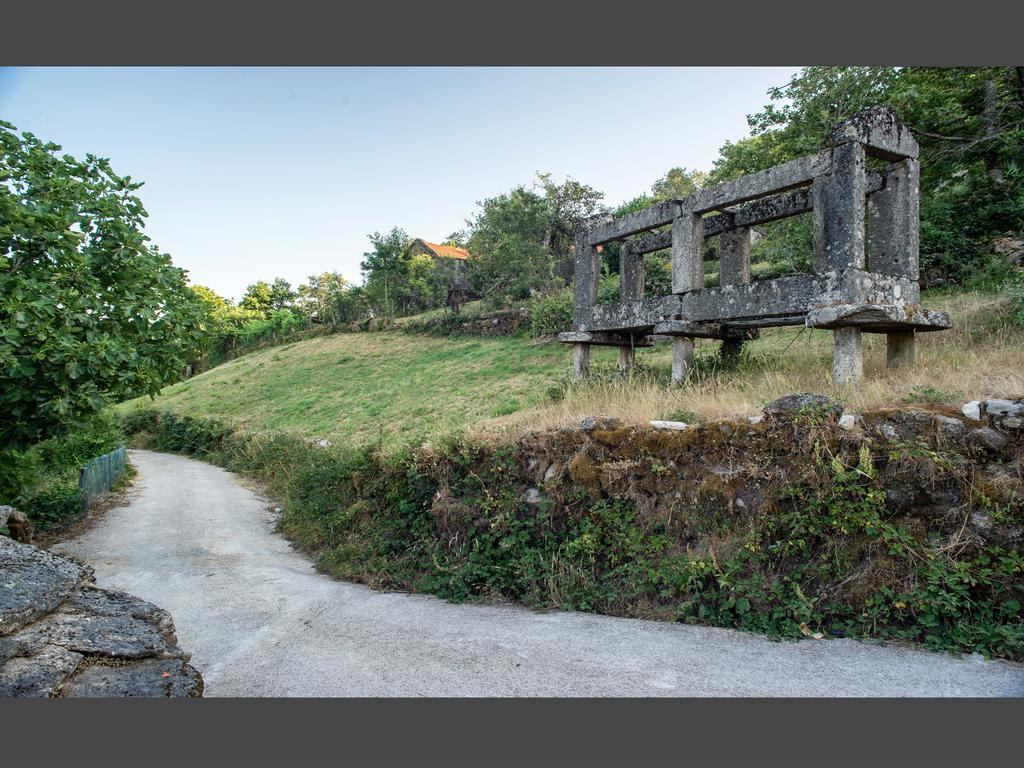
[
  {"left": 0, "top": 535, "right": 88, "bottom": 636},
  {"left": 0, "top": 536, "right": 203, "bottom": 697}
]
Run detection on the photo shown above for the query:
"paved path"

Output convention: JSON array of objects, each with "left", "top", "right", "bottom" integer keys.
[{"left": 53, "top": 450, "right": 1024, "bottom": 697}]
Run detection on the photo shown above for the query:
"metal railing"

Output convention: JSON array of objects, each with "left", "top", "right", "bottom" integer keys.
[{"left": 79, "top": 445, "right": 126, "bottom": 510}]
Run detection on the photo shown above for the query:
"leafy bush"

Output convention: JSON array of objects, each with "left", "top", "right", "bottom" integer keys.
[
  {"left": 527, "top": 288, "right": 572, "bottom": 337},
  {"left": 199, "top": 308, "right": 312, "bottom": 371},
  {"left": 526, "top": 273, "right": 624, "bottom": 338},
  {"left": 7, "top": 412, "right": 123, "bottom": 529}
]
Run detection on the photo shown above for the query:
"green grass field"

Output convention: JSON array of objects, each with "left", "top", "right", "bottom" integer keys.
[
  {"left": 127, "top": 290, "right": 1024, "bottom": 449},
  {"left": 130, "top": 331, "right": 612, "bottom": 447}
]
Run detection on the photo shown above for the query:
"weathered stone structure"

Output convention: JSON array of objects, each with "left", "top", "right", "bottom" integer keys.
[{"left": 559, "top": 106, "right": 950, "bottom": 385}]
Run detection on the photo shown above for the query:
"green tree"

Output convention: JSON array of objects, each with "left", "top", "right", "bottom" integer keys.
[
  {"left": 297, "top": 271, "right": 364, "bottom": 325},
  {"left": 403, "top": 252, "right": 448, "bottom": 314},
  {"left": 535, "top": 172, "right": 605, "bottom": 256},
  {"left": 268, "top": 277, "right": 296, "bottom": 311},
  {"left": 709, "top": 67, "right": 1024, "bottom": 281},
  {"left": 0, "top": 121, "right": 205, "bottom": 464},
  {"left": 467, "top": 173, "right": 605, "bottom": 305},
  {"left": 189, "top": 284, "right": 261, "bottom": 365},
  {"left": 651, "top": 167, "right": 708, "bottom": 201},
  {"left": 360, "top": 228, "right": 409, "bottom": 319},
  {"left": 360, "top": 229, "right": 447, "bottom": 318},
  {"left": 240, "top": 277, "right": 294, "bottom": 316},
  {"left": 467, "top": 186, "right": 551, "bottom": 304},
  {"left": 240, "top": 280, "right": 273, "bottom": 315},
  {"left": 191, "top": 285, "right": 260, "bottom": 332}
]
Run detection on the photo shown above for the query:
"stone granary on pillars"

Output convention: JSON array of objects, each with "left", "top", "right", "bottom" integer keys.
[{"left": 559, "top": 106, "right": 951, "bottom": 386}]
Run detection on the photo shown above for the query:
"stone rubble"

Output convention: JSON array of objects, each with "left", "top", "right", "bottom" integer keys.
[
  {"left": 0, "top": 536, "right": 203, "bottom": 698},
  {"left": 962, "top": 400, "right": 982, "bottom": 421},
  {"left": 649, "top": 420, "right": 688, "bottom": 431}
]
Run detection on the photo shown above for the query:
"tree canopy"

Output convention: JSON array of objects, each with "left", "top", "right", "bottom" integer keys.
[
  {"left": 360, "top": 228, "right": 447, "bottom": 318},
  {"left": 0, "top": 121, "right": 206, "bottom": 453},
  {"left": 467, "top": 173, "right": 604, "bottom": 305},
  {"left": 709, "top": 67, "right": 1024, "bottom": 279}
]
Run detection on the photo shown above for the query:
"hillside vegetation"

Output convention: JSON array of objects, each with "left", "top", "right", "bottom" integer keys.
[
  {"left": 126, "top": 289, "right": 1024, "bottom": 448},
  {"left": 135, "top": 331, "right": 572, "bottom": 448}
]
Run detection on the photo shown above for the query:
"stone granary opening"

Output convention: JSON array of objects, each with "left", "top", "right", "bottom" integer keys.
[{"left": 559, "top": 106, "right": 951, "bottom": 386}]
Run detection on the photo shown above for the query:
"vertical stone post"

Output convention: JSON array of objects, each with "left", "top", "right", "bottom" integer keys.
[
  {"left": 618, "top": 346, "right": 635, "bottom": 376},
  {"left": 618, "top": 237, "right": 643, "bottom": 377},
  {"left": 671, "top": 210, "right": 705, "bottom": 294},
  {"left": 718, "top": 224, "right": 751, "bottom": 365},
  {"left": 719, "top": 226, "right": 751, "bottom": 286},
  {"left": 670, "top": 209, "right": 704, "bottom": 384},
  {"left": 833, "top": 326, "right": 863, "bottom": 387},
  {"left": 813, "top": 142, "right": 866, "bottom": 273},
  {"left": 619, "top": 237, "right": 645, "bottom": 300},
  {"left": 815, "top": 142, "right": 867, "bottom": 386},
  {"left": 868, "top": 159, "right": 919, "bottom": 280},
  {"left": 869, "top": 158, "right": 921, "bottom": 368},
  {"left": 886, "top": 331, "right": 915, "bottom": 368},
  {"left": 571, "top": 229, "right": 600, "bottom": 382},
  {"left": 672, "top": 338, "right": 695, "bottom": 384},
  {"left": 572, "top": 343, "right": 591, "bottom": 382}
]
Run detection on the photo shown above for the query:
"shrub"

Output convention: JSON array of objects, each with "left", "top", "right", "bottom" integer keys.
[
  {"left": 527, "top": 288, "right": 572, "bottom": 337},
  {"left": 526, "top": 273, "right": 622, "bottom": 338},
  {"left": 118, "top": 406, "right": 1024, "bottom": 660},
  {"left": 6, "top": 412, "right": 123, "bottom": 530}
]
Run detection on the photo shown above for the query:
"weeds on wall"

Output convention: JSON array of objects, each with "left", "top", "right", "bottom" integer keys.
[{"left": 121, "top": 407, "right": 1024, "bottom": 660}]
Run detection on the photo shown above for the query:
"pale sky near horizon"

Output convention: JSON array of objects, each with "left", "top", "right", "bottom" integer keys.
[{"left": 0, "top": 67, "right": 800, "bottom": 300}]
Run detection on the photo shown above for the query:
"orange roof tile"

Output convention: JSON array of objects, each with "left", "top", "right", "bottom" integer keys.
[{"left": 421, "top": 240, "right": 472, "bottom": 260}]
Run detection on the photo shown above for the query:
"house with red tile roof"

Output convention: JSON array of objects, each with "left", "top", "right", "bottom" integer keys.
[{"left": 409, "top": 239, "right": 477, "bottom": 308}]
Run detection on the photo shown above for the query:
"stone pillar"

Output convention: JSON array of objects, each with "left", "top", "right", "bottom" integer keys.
[
  {"left": 868, "top": 159, "right": 919, "bottom": 282},
  {"left": 719, "top": 225, "right": 751, "bottom": 366},
  {"left": 619, "top": 237, "right": 644, "bottom": 301},
  {"left": 720, "top": 338, "right": 743, "bottom": 367},
  {"left": 571, "top": 230, "right": 600, "bottom": 381},
  {"left": 813, "top": 142, "right": 866, "bottom": 274},
  {"left": 719, "top": 226, "right": 751, "bottom": 286},
  {"left": 671, "top": 210, "right": 702, "bottom": 385},
  {"left": 833, "top": 327, "right": 863, "bottom": 387},
  {"left": 618, "top": 346, "right": 635, "bottom": 376},
  {"left": 671, "top": 210, "right": 705, "bottom": 294},
  {"left": 886, "top": 331, "right": 915, "bottom": 368},
  {"left": 816, "top": 142, "right": 867, "bottom": 388},
  {"left": 572, "top": 343, "right": 590, "bottom": 382},
  {"left": 671, "top": 337, "right": 694, "bottom": 385},
  {"left": 618, "top": 238, "right": 643, "bottom": 377}
]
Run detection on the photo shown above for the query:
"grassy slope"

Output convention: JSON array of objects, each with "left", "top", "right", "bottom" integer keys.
[
  {"left": 133, "top": 331, "right": 583, "bottom": 448},
  {"left": 129, "top": 290, "right": 1024, "bottom": 448}
]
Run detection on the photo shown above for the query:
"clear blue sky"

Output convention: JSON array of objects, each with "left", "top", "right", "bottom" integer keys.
[{"left": 0, "top": 67, "right": 798, "bottom": 300}]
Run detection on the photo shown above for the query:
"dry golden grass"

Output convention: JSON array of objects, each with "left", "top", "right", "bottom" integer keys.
[{"left": 481, "top": 290, "right": 1024, "bottom": 438}]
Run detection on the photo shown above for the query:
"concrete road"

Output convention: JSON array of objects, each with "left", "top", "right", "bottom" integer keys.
[{"left": 53, "top": 450, "right": 1024, "bottom": 697}]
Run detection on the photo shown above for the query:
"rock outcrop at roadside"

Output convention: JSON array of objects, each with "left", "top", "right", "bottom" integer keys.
[{"left": 0, "top": 536, "right": 203, "bottom": 697}]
